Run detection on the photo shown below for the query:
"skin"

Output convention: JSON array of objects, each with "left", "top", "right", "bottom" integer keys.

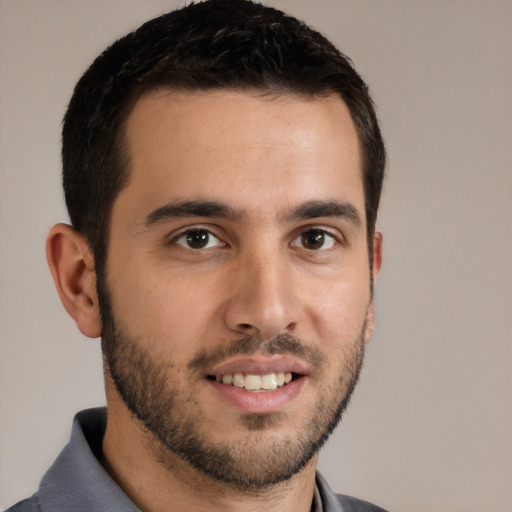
[{"left": 47, "top": 90, "right": 382, "bottom": 512}]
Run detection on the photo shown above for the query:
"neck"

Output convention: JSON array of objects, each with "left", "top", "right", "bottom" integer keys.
[{"left": 102, "top": 393, "right": 317, "bottom": 512}]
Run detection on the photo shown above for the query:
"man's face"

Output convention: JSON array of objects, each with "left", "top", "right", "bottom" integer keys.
[{"left": 101, "top": 90, "right": 379, "bottom": 488}]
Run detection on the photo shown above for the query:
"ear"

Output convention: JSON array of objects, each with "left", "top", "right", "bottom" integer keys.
[
  {"left": 372, "top": 230, "right": 383, "bottom": 281},
  {"left": 364, "top": 230, "right": 383, "bottom": 344},
  {"left": 46, "top": 223, "right": 102, "bottom": 338}
]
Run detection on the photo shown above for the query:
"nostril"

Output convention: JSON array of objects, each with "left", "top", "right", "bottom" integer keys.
[
  {"left": 239, "top": 323, "right": 252, "bottom": 329},
  {"left": 285, "top": 322, "right": 297, "bottom": 332}
]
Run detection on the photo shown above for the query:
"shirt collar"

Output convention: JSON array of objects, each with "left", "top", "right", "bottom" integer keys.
[{"left": 38, "top": 408, "right": 345, "bottom": 512}]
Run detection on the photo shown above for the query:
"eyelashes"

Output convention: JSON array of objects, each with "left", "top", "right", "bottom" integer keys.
[
  {"left": 291, "top": 228, "right": 337, "bottom": 251},
  {"left": 173, "top": 228, "right": 224, "bottom": 250},
  {"left": 169, "top": 225, "right": 343, "bottom": 253}
]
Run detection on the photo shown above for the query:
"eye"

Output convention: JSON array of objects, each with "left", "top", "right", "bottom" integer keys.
[
  {"left": 174, "top": 229, "right": 224, "bottom": 250},
  {"left": 291, "top": 229, "right": 337, "bottom": 250}
]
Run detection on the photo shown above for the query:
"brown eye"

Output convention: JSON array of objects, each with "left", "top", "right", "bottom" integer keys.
[
  {"left": 302, "top": 230, "right": 325, "bottom": 249},
  {"left": 186, "top": 230, "right": 210, "bottom": 249},
  {"left": 175, "top": 229, "right": 222, "bottom": 250},
  {"left": 292, "top": 229, "right": 336, "bottom": 250}
]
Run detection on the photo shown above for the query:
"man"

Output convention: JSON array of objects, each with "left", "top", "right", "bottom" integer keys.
[{"left": 8, "top": 0, "right": 386, "bottom": 510}]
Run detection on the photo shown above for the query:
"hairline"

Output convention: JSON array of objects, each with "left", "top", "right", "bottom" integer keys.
[{"left": 91, "top": 84, "right": 375, "bottom": 282}]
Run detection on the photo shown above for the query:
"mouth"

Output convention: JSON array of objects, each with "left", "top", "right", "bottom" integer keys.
[
  {"left": 205, "top": 355, "right": 309, "bottom": 396},
  {"left": 205, "top": 359, "right": 308, "bottom": 414},
  {"left": 206, "top": 371, "right": 302, "bottom": 392}
]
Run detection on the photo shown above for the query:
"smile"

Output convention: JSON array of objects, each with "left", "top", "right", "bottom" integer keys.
[
  {"left": 206, "top": 360, "right": 307, "bottom": 413},
  {"left": 209, "top": 372, "right": 294, "bottom": 391}
]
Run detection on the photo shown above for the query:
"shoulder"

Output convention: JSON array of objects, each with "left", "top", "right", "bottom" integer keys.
[
  {"left": 336, "top": 493, "right": 389, "bottom": 512},
  {"left": 316, "top": 471, "right": 388, "bottom": 512},
  {"left": 4, "top": 495, "right": 42, "bottom": 512}
]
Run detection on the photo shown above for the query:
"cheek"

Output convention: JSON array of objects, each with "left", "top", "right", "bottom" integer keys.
[
  {"left": 305, "top": 269, "right": 371, "bottom": 343},
  {"left": 109, "top": 268, "right": 221, "bottom": 345}
]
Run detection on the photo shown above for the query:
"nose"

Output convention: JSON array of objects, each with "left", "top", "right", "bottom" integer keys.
[{"left": 222, "top": 248, "right": 301, "bottom": 340}]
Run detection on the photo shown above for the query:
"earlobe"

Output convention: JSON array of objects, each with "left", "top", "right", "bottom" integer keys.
[
  {"left": 372, "top": 231, "right": 383, "bottom": 280},
  {"left": 364, "top": 231, "right": 383, "bottom": 345},
  {"left": 46, "top": 223, "right": 102, "bottom": 338}
]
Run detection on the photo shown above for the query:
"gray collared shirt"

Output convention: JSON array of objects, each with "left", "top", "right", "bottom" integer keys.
[{"left": 7, "top": 408, "right": 388, "bottom": 512}]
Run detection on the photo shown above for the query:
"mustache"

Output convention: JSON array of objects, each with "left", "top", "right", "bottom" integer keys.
[{"left": 187, "top": 333, "right": 326, "bottom": 371}]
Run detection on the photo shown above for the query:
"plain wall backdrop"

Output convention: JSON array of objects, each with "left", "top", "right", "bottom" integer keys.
[{"left": 1, "top": 1, "right": 511, "bottom": 511}]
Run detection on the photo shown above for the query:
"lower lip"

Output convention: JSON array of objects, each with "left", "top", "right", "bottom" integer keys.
[{"left": 207, "top": 377, "right": 305, "bottom": 414}]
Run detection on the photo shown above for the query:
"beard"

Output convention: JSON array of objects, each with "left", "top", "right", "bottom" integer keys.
[{"left": 98, "top": 282, "right": 366, "bottom": 490}]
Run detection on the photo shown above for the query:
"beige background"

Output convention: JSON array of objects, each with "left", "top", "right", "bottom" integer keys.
[{"left": 1, "top": 1, "right": 511, "bottom": 510}]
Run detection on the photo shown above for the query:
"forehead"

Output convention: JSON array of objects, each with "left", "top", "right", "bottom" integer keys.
[{"left": 118, "top": 89, "right": 364, "bottom": 224}]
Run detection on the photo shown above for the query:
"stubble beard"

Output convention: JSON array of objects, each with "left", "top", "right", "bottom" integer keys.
[{"left": 98, "top": 283, "right": 366, "bottom": 490}]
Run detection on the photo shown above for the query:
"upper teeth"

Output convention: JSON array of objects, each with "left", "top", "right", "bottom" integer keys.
[{"left": 215, "top": 372, "right": 293, "bottom": 391}]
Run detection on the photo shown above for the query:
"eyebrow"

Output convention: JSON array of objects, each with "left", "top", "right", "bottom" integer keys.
[
  {"left": 144, "top": 200, "right": 241, "bottom": 228},
  {"left": 143, "top": 198, "right": 362, "bottom": 229},
  {"left": 283, "top": 200, "right": 362, "bottom": 226}
]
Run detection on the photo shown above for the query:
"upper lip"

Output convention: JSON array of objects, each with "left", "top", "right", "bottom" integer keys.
[{"left": 207, "top": 355, "right": 310, "bottom": 377}]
